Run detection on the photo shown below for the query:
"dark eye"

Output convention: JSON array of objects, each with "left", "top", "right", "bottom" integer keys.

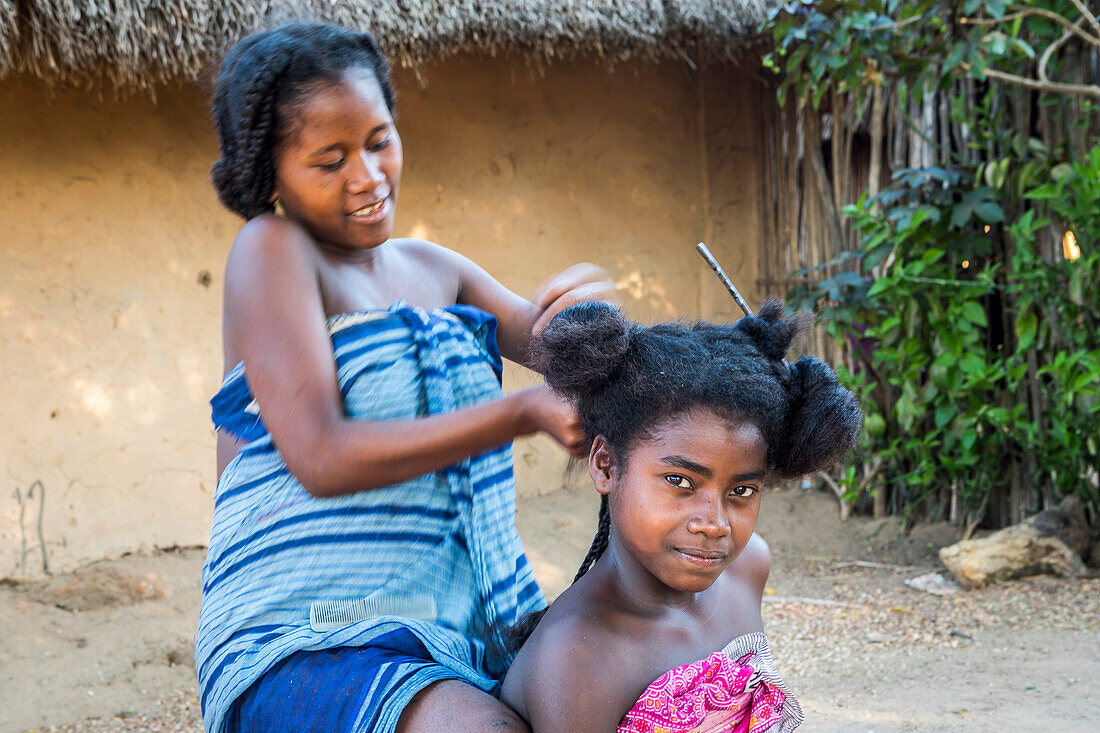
[
  {"left": 665, "top": 475, "right": 694, "bottom": 490},
  {"left": 368, "top": 137, "right": 391, "bottom": 152},
  {"left": 730, "top": 485, "right": 757, "bottom": 498},
  {"left": 317, "top": 159, "right": 344, "bottom": 171}
]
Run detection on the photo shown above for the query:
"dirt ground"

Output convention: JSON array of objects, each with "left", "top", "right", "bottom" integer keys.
[{"left": 3, "top": 487, "right": 1097, "bottom": 732}]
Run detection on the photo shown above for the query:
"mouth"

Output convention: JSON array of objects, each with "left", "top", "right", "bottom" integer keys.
[
  {"left": 674, "top": 547, "right": 728, "bottom": 569},
  {"left": 347, "top": 198, "right": 388, "bottom": 222}
]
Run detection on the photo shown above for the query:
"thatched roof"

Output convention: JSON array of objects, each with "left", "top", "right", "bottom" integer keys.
[{"left": 4, "top": 1, "right": 777, "bottom": 88}]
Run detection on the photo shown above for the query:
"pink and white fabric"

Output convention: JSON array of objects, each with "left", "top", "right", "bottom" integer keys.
[{"left": 617, "top": 633, "right": 803, "bottom": 733}]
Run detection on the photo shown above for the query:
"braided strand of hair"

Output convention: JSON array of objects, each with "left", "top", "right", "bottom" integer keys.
[
  {"left": 233, "top": 54, "right": 293, "bottom": 219},
  {"left": 573, "top": 493, "right": 611, "bottom": 582}
]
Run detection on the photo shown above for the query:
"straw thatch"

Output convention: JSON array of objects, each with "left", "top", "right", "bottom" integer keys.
[
  {"left": 0, "top": 1, "right": 15, "bottom": 75},
  {"left": 6, "top": 1, "right": 777, "bottom": 89}
]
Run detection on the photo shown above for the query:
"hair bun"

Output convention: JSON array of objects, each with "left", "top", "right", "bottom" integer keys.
[
  {"left": 733, "top": 298, "right": 793, "bottom": 362},
  {"left": 774, "top": 356, "right": 862, "bottom": 478},
  {"left": 532, "top": 302, "right": 632, "bottom": 395},
  {"left": 788, "top": 354, "right": 840, "bottom": 399}
]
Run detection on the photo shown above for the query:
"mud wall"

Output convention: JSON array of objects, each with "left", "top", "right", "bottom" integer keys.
[{"left": 0, "top": 55, "right": 764, "bottom": 579}]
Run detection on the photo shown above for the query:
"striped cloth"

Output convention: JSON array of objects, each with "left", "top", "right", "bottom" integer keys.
[{"left": 196, "top": 303, "right": 546, "bottom": 733}]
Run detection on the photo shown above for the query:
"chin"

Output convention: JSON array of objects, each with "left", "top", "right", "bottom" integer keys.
[
  {"left": 663, "top": 570, "right": 723, "bottom": 594},
  {"left": 349, "top": 226, "right": 394, "bottom": 249}
]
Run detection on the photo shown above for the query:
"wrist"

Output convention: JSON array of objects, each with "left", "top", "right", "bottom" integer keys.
[{"left": 509, "top": 388, "right": 540, "bottom": 437}]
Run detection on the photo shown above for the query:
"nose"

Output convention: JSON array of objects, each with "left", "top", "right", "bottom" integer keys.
[
  {"left": 347, "top": 150, "right": 385, "bottom": 194},
  {"left": 686, "top": 496, "right": 731, "bottom": 539}
]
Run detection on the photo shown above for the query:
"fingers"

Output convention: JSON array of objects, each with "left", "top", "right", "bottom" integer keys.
[
  {"left": 525, "top": 385, "right": 588, "bottom": 456},
  {"left": 531, "top": 279, "right": 619, "bottom": 334},
  {"left": 552, "top": 423, "right": 588, "bottom": 456},
  {"left": 530, "top": 263, "right": 612, "bottom": 311}
]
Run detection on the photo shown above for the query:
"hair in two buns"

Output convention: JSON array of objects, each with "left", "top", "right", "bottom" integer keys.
[
  {"left": 502, "top": 301, "right": 861, "bottom": 654},
  {"left": 533, "top": 299, "right": 861, "bottom": 579}
]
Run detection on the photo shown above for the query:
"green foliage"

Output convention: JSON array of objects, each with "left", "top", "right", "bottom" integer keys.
[
  {"left": 763, "top": 0, "right": 1067, "bottom": 110},
  {"left": 766, "top": 1, "right": 1100, "bottom": 524}
]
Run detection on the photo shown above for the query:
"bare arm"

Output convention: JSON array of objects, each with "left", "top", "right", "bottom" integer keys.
[
  {"left": 422, "top": 244, "right": 615, "bottom": 369},
  {"left": 222, "top": 218, "right": 583, "bottom": 497},
  {"left": 502, "top": 618, "right": 635, "bottom": 733}
]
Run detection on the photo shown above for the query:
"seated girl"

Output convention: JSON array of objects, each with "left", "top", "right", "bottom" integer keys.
[{"left": 500, "top": 300, "right": 861, "bottom": 733}]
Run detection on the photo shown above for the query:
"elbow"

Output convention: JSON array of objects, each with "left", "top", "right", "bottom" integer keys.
[
  {"left": 286, "top": 452, "right": 342, "bottom": 498},
  {"left": 282, "top": 428, "right": 390, "bottom": 498},
  {"left": 281, "top": 429, "right": 351, "bottom": 498},
  {"left": 297, "top": 473, "right": 340, "bottom": 498}
]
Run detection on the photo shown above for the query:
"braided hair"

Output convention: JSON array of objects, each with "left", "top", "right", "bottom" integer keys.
[
  {"left": 210, "top": 22, "right": 395, "bottom": 220},
  {"left": 536, "top": 300, "right": 861, "bottom": 581}
]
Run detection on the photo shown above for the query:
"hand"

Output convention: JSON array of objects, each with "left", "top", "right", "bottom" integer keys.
[
  {"left": 530, "top": 263, "right": 617, "bottom": 334},
  {"left": 519, "top": 385, "right": 587, "bottom": 456}
]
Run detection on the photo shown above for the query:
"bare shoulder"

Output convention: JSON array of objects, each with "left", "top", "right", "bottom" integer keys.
[
  {"left": 502, "top": 595, "right": 635, "bottom": 732},
  {"left": 389, "top": 237, "right": 461, "bottom": 266},
  {"left": 221, "top": 215, "right": 328, "bottom": 362},
  {"left": 504, "top": 603, "right": 611, "bottom": 700},
  {"left": 389, "top": 237, "right": 466, "bottom": 296},
  {"left": 225, "top": 215, "right": 318, "bottom": 279},
  {"left": 727, "top": 532, "right": 771, "bottom": 599}
]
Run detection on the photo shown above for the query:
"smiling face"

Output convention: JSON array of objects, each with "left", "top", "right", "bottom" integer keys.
[
  {"left": 591, "top": 408, "right": 767, "bottom": 595},
  {"left": 272, "top": 67, "right": 402, "bottom": 253}
]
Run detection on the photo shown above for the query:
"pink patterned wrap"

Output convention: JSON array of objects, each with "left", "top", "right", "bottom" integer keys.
[{"left": 617, "top": 633, "right": 802, "bottom": 733}]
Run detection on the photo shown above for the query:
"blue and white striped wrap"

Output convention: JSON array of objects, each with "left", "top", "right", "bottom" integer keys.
[{"left": 196, "top": 303, "right": 546, "bottom": 733}]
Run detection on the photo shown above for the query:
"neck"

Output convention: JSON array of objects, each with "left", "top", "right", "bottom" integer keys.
[
  {"left": 595, "top": 531, "right": 701, "bottom": 614},
  {"left": 280, "top": 212, "right": 390, "bottom": 267},
  {"left": 318, "top": 237, "right": 389, "bottom": 268}
]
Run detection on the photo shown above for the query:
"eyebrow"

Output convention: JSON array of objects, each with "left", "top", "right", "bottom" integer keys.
[
  {"left": 659, "top": 455, "right": 713, "bottom": 478},
  {"left": 309, "top": 124, "right": 390, "bottom": 157},
  {"left": 659, "top": 456, "right": 765, "bottom": 483}
]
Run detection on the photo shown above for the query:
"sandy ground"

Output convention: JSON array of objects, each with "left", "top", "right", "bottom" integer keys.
[{"left": 3, "top": 487, "right": 1097, "bottom": 732}]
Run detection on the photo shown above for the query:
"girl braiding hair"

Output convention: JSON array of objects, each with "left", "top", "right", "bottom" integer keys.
[
  {"left": 501, "top": 300, "right": 860, "bottom": 733},
  {"left": 197, "top": 20, "right": 617, "bottom": 733}
]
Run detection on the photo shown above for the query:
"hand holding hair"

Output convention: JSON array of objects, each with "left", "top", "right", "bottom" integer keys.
[
  {"left": 530, "top": 263, "right": 619, "bottom": 334},
  {"left": 518, "top": 385, "right": 588, "bottom": 457}
]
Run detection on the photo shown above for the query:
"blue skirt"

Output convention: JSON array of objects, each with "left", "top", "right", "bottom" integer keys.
[{"left": 224, "top": 629, "right": 465, "bottom": 733}]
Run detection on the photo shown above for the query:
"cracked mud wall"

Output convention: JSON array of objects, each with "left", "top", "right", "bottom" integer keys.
[{"left": 0, "top": 55, "right": 764, "bottom": 580}]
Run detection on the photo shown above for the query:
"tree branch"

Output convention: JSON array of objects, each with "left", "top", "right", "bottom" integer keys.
[
  {"left": 1007, "top": 4, "right": 1100, "bottom": 48},
  {"left": 981, "top": 67, "right": 1100, "bottom": 99},
  {"left": 958, "top": 11, "right": 1028, "bottom": 26},
  {"left": 1038, "top": 23, "right": 1078, "bottom": 84},
  {"left": 1066, "top": 0, "right": 1098, "bottom": 31}
]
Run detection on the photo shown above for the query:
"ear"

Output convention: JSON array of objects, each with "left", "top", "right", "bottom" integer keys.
[{"left": 588, "top": 435, "right": 617, "bottom": 496}]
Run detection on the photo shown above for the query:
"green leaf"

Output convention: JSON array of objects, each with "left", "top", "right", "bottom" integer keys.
[
  {"left": 867, "top": 278, "right": 892, "bottom": 299},
  {"left": 935, "top": 404, "right": 956, "bottom": 429},
  {"left": 1073, "top": 373, "right": 1097, "bottom": 392},
  {"left": 952, "top": 203, "right": 973, "bottom": 228},
  {"left": 1015, "top": 311, "right": 1037, "bottom": 352},
  {"left": 962, "top": 301, "right": 988, "bottom": 327},
  {"left": 986, "top": 407, "right": 1010, "bottom": 428},
  {"left": 933, "top": 350, "right": 957, "bottom": 368},
  {"left": 960, "top": 352, "right": 986, "bottom": 377},
  {"left": 974, "top": 201, "right": 1005, "bottom": 223}
]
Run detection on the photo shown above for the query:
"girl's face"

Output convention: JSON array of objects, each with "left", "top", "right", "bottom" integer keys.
[
  {"left": 272, "top": 68, "right": 402, "bottom": 253},
  {"left": 591, "top": 409, "right": 766, "bottom": 595}
]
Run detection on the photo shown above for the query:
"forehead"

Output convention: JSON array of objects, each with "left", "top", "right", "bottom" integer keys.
[
  {"left": 632, "top": 409, "right": 767, "bottom": 469},
  {"left": 283, "top": 69, "right": 392, "bottom": 147}
]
